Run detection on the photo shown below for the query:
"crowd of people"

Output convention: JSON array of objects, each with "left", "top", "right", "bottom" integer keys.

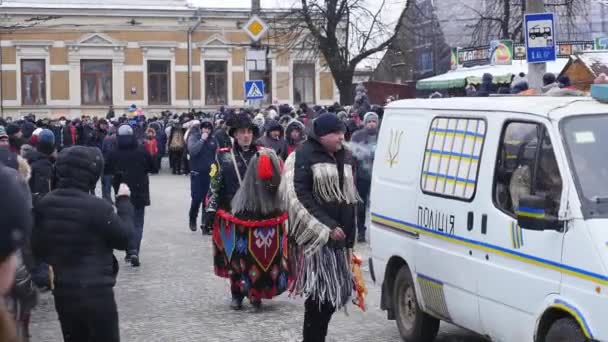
[{"left": 0, "top": 98, "right": 383, "bottom": 342}]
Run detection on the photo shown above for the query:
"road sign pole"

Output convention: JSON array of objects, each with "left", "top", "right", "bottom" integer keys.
[{"left": 526, "top": 0, "right": 546, "bottom": 90}]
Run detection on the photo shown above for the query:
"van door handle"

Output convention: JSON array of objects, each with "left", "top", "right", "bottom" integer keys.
[
  {"left": 467, "top": 212, "right": 474, "bottom": 231},
  {"left": 481, "top": 214, "right": 488, "bottom": 235}
]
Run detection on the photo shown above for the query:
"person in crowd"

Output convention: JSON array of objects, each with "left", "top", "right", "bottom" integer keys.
[
  {"left": 106, "top": 105, "right": 115, "bottom": 120},
  {"left": 51, "top": 117, "right": 74, "bottom": 152},
  {"left": 6, "top": 123, "right": 25, "bottom": 155},
  {"left": 0, "top": 164, "right": 32, "bottom": 342},
  {"left": 106, "top": 125, "right": 155, "bottom": 267},
  {"left": 168, "top": 120, "right": 186, "bottom": 175},
  {"left": 187, "top": 120, "right": 217, "bottom": 234},
  {"left": 204, "top": 114, "right": 264, "bottom": 310},
  {"left": 144, "top": 127, "right": 159, "bottom": 173},
  {"left": 0, "top": 126, "right": 9, "bottom": 149},
  {"left": 25, "top": 129, "right": 56, "bottom": 197},
  {"left": 258, "top": 119, "right": 287, "bottom": 158},
  {"left": 148, "top": 120, "right": 166, "bottom": 172},
  {"left": 78, "top": 116, "right": 96, "bottom": 147},
  {"left": 541, "top": 73, "right": 558, "bottom": 94},
  {"left": 95, "top": 119, "right": 109, "bottom": 149},
  {"left": 351, "top": 112, "right": 379, "bottom": 243},
  {"left": 280, "top": 113, "right": 358, "bottom": 342},
  {"left": 476, "top": 73, "right": 495, "bottom": 97},
  {"left": 282, "top": 120, "right": 306, "bottom": 160},
  {"left": 213, "top": 116, "right": 232, "bottom": 149},
  {"left": 32, "top": 146, "right": 133, "bottom": 342},
  {"left": 101, "top": 125, "right": 118, "bottom": 203}
]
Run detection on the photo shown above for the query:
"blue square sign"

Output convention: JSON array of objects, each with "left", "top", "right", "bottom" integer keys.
[
  {"left": 525, "top": 12, "right": 556, "bottom": 63},
  {"left": 244, "top": 80, "right": 265, "bottom": 100}
]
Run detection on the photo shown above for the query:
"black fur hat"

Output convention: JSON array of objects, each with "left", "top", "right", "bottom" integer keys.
[{"left": 228, "top": 114, "right": 259, "bottom": 138}]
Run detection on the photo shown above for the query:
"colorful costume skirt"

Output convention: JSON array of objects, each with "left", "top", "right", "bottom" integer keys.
[{"left": 212, "top": 210, "right": 290, "bottom": 300}]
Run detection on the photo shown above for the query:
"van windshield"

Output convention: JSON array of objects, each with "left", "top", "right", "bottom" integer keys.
[{"left": 562, "top": 115, "right": 608, "bottom": 214}]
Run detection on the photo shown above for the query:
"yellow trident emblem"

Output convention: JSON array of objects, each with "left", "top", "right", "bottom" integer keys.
[{"left": 386, "top": 129, "right": 404, "bottom": 167}]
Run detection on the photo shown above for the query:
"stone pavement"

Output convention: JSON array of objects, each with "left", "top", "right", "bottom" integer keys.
[{"left": 29, "top": 165, "right": 486, "bottom": 342}]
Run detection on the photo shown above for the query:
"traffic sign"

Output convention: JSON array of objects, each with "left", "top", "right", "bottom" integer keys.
[
  {"left": 243, "top": 15, "right": 268, "bottom": 42},
  {"left": 524, "top": 12, "right": 556, "bottom": 63},
  {"left": 245, "top": 80, "right": 265, "bottom": 100}
]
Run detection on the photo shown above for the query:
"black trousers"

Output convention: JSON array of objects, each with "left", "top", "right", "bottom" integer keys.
[
  {"left": 53, "top": 287, "right": 120, "bottom": 342},
  {"left": 169, "top": 150, "right": 183, "bottom": 173},
  {"left": 356, "top": 177, "right": 371, "bottom": 238},
  {"left": 303, "top": 297, "right": 336, "bottom": 342}
]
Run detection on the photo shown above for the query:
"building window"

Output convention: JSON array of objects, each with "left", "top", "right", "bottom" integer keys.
[
  {"left": 81, "top": 60, "right": 112, "bottom": 105},
  {"left": 418, "top": 52, "right": 434, "bottom": 73},
  {"left": 420, "top": 117, "right": 486, "bottom": 201},
  {"left": 293, "top": 63, "right": 315, "bottom": 104},
  {"left": 148, "top": 60, "right": 171, "bottom": 105},
  {"left": 205, "top": 61, "right": 227, "bottom": 106},
  {"left": 21, "top": 59, "right": 46, "bottom": 105}
]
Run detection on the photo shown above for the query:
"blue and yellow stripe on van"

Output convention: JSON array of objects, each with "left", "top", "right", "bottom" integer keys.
[
  {"left": 424, "top": 149, "right": 480, "bottom": 164},
  {"left": 510, "top": 222, "right": 524, "bottom": 249},
  {"left": 429, "top": 128, "right": 485, "bottom": 141},
  {"left": 517, "top": 207, "right": 546, "bottom": 219},
  {"left": 552, "top": 299, "right": 594, "bottom": 339},
  {"left": 422, "top": 171, "right": 476, "bottom": 188},
  {"left": 371, "top": 212, "right": 608, "bottom": 286}
]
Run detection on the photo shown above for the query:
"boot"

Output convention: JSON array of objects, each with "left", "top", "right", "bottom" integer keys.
[
  {"left": 130, "top": 255, "right": 141, "bottom": 267},
  {"left": 230, "top": 297, "right": 243, "bottom": 310},
  {"left": 189, "top": 218, "right": 197, "bottom": 232},
  {"left": 251, "top": 298, "right": 262, "bottom": 310}
]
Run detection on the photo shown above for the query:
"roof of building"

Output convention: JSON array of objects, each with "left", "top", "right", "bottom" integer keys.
[
  {"left": 569, "top": 51, "right": 608, "bottom": 77},
  {"left": 0, "top": 0, "right": 193, "bottom": 10},
  {"left": 416, "top": 59, "right": 569, "bottom": 90},
  {"left": 386, "top": 96, "right": 607, "bottom": 120}
]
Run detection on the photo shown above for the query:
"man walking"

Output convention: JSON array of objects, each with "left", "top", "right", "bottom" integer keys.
[
  {"left": 106, "top": 125, "right": 156, "bottom": 267},
  {"left": 31, "top": 146, "right": 133, "bottom": 342},
  {"left": 280, "top": 113, "right": 359, "bottom": 342},
  {"left": 350, "top": 112, "right": 380, "bottom": 243},
  {"left": 187, "top": 120, "right": 217, "bottom": 233}
]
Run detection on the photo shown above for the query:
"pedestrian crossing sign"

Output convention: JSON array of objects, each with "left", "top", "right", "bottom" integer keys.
[{"left": 245, "top": 80, "right": 265, "bottom": 100}]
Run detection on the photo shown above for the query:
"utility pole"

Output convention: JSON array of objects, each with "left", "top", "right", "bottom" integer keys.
[{"left": 526, "top": 0, "right": 546, "bottom": 90}]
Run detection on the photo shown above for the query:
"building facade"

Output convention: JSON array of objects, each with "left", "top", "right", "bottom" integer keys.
[{"left": 0, "top": 0, "right": 338, "bottom": 118}]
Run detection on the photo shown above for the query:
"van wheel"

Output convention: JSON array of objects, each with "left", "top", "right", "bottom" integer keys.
[
  {"left": 545, "top": 318, "right": 586, "bottom": 342},
  {"left": 393, "top": 266, "right": 439, "bottom": 342}
]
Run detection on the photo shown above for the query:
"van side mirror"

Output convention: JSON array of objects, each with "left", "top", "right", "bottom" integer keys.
[{"left": 517, "top": 195, "right": 563, "bottom": 231}]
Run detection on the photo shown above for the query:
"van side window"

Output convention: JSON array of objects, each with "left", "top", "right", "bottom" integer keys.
[
  {"left": 420, "top": 117, "right": 486, "bottom": 201},
  {"left": 494, "top": 122, "right": 563, "bottom": 217}
]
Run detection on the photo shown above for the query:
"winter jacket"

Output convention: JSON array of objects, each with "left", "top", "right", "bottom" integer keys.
[
  {"left": 350, "top": 127, "right": 378, "bottom": 181},
  {"left": 32, "top": 190, "right": 133, "bottom": 289},
  {"left": 78, "top": 124, "right": 96, "bottom": 146},
  {"left": 31, "top": 146, "right": 133, "bottom": 289},
  {"left": 51, "top": 125, "right": 74, "bottom": 151},
  {"left": 258, "top": 120, "right": 287, "bottom": 158},
  {"left": 207, "top": 144, "right": 259, "bottom": 213},
  {"left": 187, "top": 127, "right": 217, "bottom": 174},
  {"left": 24, "top": 150, "right": 55, "bottom": 196},
  {"left": 291, "top": 132, "right": 358, "bottom": 249},
  {"left": 106, "top": 134, "right": 155, "bottom": 208},
  {"left": 101, "top": 135, "right": 117, "bottom": 175}
]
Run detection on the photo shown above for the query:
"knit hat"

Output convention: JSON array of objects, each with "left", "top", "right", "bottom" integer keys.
[
  {"left": 363, "top": 112, "right": 379, "bottom": 124},
  {"left": 118, "top": 124, "right": 134, "bottom": 136},
  {"left": 37, "top": 129, "right": 56, "bottom": 155},
  {"left": 0, "top": 125, "right": 7, "bottom": 139},
  {"left": 6, "top": 123, "right": 20, "bottom": 136},
  {"left": 0, "top": 165, "right": 30, "bottom": 262},
  {"left": 314, "top": 113, "right": 346, "bottom": 137}
]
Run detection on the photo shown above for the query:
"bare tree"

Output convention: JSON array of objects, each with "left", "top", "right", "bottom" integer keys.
[
  {"left": 464, "top": 0, "right": 589, "bottom": 44},
  {"left": 268, "top": 0, "right": 409, "bottom": 104}
]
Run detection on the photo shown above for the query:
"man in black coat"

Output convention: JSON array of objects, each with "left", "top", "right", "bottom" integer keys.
[
  {"left": 106, "top": 124, "right": 155, "bottom": 267},
  {"left": 31, "top": 146, "right": 134, "bottom": 342},
  {"left": 187, "top": 121, "right": 217, "bottom": 233},
  {"left": 281, "top": 113, "right": 359, "bottom": 342},
  {"left": 25, "top": 129, "right": 56, "bottom": 197}
]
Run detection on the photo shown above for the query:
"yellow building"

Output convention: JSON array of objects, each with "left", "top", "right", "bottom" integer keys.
[{"left": 0, "top": 0, "right": 338, "bottom": 118}]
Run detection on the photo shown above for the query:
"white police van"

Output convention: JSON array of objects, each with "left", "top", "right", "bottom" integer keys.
[{"left": 369, "top": 95, "right": 608, "bottom": 342}]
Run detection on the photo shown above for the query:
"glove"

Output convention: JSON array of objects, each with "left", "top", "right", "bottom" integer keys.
[{"left": 117, "top": 183, "right": 131, "bottom": 198}]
